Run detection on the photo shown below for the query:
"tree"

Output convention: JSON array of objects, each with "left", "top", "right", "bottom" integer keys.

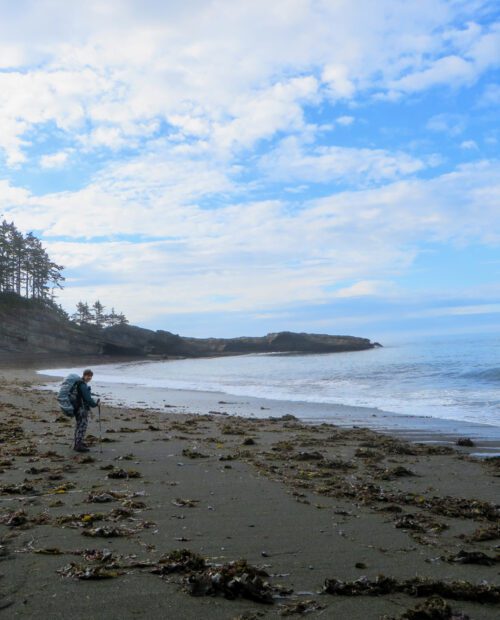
[
  {"left": 71, "top": 300, "right": 129, "bottom": 327},
  {"left": 92, "top": 300, "right": 106, "bottom": 328},
  {"left": 72, "top": 301, "right": 92, "bottom": 324},
  {"left": 0, "top": 219, "right": 64, "bottom": 302}
]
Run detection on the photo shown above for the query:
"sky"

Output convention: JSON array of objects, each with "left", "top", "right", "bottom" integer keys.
[{"left": 0, "top": 0, "right": 499, "bottom": 341}]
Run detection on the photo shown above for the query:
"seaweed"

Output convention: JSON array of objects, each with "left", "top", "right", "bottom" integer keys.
[
  {"left": 465, "top": 523, "right": 500, "bottom": 542},
  {"left": 279, "top": 599, "right": 326, "bottom": 615},
  {"left": 171, "top": 498, "right": 199, "bottom": 508},
  {"left": 380, "top": 466, "right": 416, "bottom": 479},
  {"left": 185, "top": 559, "right": 275, "bottom": 603},
  {"left": 55, "top": 512, "right": 105, "bottom": 528},
  {"left": 394, "top": 514, "right": 448, "bottom": 534},
  {"left": 33, "top": 548, "right": 64, "bottom": 555},
  {"left": 323, "top": 575, "right": 500, "bottom": 603},
  {"left": 182, "top": 448, "right": 209, "bottom": 459},
  {"left": 0, "top": 510, "right": 28, "bottom": 527},
  {"left": 0, "top": 482, "right": 36, "bottom": 495},
  {"left": 87, "top": 491, "right": 116, "bottom": 503},
  {"left": 82, "top": 526, "right": 135, "bottom": 538},
  {"left": 446, "top": 550, "right": 498, "bottom": 566},
  {"left": 293, "top": 451, "right": 324, "bottom": 461},
  {"left": 394, "top": 595, "right": 470, "bottom": 619},
  {"left": 106, "top": 468, "right": 142, "bottom": 479},
  {"left": 57, "top": 562, "right": 124, "bottom": 579},
  {"left": 151, "top": 549, "right": 206, "bottom": 574}
]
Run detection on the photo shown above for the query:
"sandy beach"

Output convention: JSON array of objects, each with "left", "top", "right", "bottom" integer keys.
[{"left": 1, "top": 365, "right": 499, "bottom": 619}]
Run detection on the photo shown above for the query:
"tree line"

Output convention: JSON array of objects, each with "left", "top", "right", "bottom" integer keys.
[
  {"left": 1, "top": 219, "right": 129, "bottom": 328},
  {"left": 72, "top": 300, "right": 128, "bottom": 327},
  {"left": 0, "top": 219, "right": 64, "bottom": 300}
]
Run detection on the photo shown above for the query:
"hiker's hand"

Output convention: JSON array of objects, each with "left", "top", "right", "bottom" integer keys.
[{"left": 96, "top": 399, "right": 101, "bottom": 405}]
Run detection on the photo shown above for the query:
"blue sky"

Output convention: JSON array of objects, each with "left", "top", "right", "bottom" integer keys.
[{"left": 0, "top": 0, "right": 499, "bottom": 341}]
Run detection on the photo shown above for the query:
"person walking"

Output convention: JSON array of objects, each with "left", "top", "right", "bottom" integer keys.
[{"left": 73, "top": 368, "right": 100, "bottom": 452}]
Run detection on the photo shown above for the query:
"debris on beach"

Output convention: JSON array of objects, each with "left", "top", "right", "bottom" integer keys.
[
  {"left": 86, "top": 491, "right": 116, "bottom": 503},
  {"left": 319, "top": 458, "right": 356, "bottom": 471},
  {"left": 279, "top": 599, "right": 326, "bottom": 615},
  {"left": 75, "top": 455, "right": 95, "bottom": 464},
  {"left": 57, "top": 562, "right": 124, "bottom": 579},
  {"left": 221, "top": 423, "right": 247, "bottom": 435},
  {"left": 151, "top": 548, "right": 206, "bottom": 574},
  {"left": 445, "top": 549, "right": 499, "bottom": 566},
  {"left": 0, "top": 510, "right": 28, "bottom": 527},
  {"left": 355, "top": 448, "right": 384, "bottom": 461},
  {"left": 0, "top": 482, "right": 36, "bottom": 495},
  {"left": 394, "top": 513, "right": 448, "bottom": 535},
  {"left": 55, "top": 512, "right": 105, "bottom": 528},
  {"left": 150, "top": 550, "right": 288, "bottom": 605},
  {"left": 465, "top": 523, "right": 500, "bottom": 542},
  {"left": 293, "top": 451, "right": 324, "bottom": 461},
  {"left": 185, "top": 559, "right": 276, "bottom": 603},
  {"left": 182, "top": 448, "right": 209, "bottom": 459},
  {"left": 322, "top": 574, "right": 500, "bottom": 603},
  {"left": 82, "top": 525, "right": 135, "bottom": 538},
  {"left": 32, "top": 547, "right": 64, "bottom": 555},
  {"left": 81, "top": 549, "right": 114, "bottom": 562},
  {"left": 106, "top": 468, "right": 142, "bottom": 479},
  {"left": 380, "top": 466, "right": 416, "bottom": 479},
  {"left": 387, "top": 595, "right": 470, "bottom": 619},
  {"left": 49, "top": 482, "right": 76, "bottom": 494},
  {"left": 172, "top": 498, "right": 199, "bottom": 507}
]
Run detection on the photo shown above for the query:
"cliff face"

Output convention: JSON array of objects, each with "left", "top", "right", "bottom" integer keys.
[
  {"left": 101, "top": 326, "right": 377, "bottom": 357},
  {"left": 0, "top": 296, "right": 102, "bottom": 360},
  {"left": 0, "top": 296, "right": 379, "bottom": 361}
]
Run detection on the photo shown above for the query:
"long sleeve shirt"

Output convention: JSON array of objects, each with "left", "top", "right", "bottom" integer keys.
[{"left": 78, "top": 381, "right": 98, "bottom": 410}]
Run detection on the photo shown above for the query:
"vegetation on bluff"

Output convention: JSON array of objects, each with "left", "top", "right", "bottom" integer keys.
[
  {"left": 0, "top": 219, "right": 64, "bottom": 302},
  {"left": 0, "top": 219, "right": 128, "bottom": 327}
]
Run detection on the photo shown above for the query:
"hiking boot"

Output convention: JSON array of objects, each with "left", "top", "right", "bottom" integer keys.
[{"left": 74, "top": 445, "right": 90, "bottom": 452}]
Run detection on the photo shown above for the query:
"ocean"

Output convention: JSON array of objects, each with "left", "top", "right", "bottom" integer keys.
[{"left": 39, "top": 333, "right": 500, "bottom": 431}]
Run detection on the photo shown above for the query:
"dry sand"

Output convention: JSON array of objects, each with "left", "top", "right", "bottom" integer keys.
[{"left": 0, "top": 366, "right": 499, "bottom": 619}]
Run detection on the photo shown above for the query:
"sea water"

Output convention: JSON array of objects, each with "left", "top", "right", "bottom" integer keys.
[{"left": 40, "top": 333, "right": 500, "bottom": 428}]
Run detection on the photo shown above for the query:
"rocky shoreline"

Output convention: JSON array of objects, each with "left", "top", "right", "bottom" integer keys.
[{"left": 0, "top": 297, "right": 380, "bottom": 360}]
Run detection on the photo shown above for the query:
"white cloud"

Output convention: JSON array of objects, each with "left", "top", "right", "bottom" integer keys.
[
  {"left": 391, "top": 55, "right": 477, "bottom": 93},
  {"left": 0, "top": 1, "right": 497, "bottom": 165},
  {"left": 479, "top": 82, "right": 500, "bottom": 106},
  {"left": 336, "top": 116, "right": 355, "bottom": 126},
  {"left": 460, "top": 140, "right": 478, "bottom": 150},
  {"left": 0, "top": 1, "right": 498, "bottom": 327},
  {"left": 2, "top": 155, "right": 498, "bottom": 322},
  {"left": 259, "top": 136, "right": 426, "bottom": 184},
  {"left": 334, "top": 280, "right": 396, "bottom": 298},
  {"left": 40, "top": 151, "right": 70, "bottom": 169},
  {"left": 426, "top": 113, "right": 466, "bottom": 136},
  {"left": 410, "top": 303, "right": 500, "bottom": 318}
]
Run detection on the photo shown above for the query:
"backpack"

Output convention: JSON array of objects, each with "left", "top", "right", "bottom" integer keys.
[{"left": 57, "top": 373, "right": 83, "bottom": 417}]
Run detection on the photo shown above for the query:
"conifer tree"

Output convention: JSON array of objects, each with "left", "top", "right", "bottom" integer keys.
[
  {"left": 0, "top": 219, "right": 64, "bottom": 301},
  {"left": 92, "top": 300, "right": 106, "bottom": 327}
]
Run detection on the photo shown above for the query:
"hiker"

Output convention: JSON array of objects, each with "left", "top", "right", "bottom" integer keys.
[{"left": 73, "top": 368, "right": 100, "bottom": 452}]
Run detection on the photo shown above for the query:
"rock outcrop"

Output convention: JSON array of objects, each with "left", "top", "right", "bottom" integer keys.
[
  {"left": 0, "top": 295, "right": 380, "bottom": 361},
  {"left": 101, "top": 325, "right": 377, "bottom": 357}
]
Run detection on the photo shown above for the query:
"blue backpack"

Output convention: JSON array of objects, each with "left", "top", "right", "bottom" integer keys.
[{"left": 57, "top": 374, "right": 83, "bottom": 417}]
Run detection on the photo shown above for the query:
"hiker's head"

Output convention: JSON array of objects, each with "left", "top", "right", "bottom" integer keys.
[{"left": 82, "top": 369, "right": 93, "bottom": 382}]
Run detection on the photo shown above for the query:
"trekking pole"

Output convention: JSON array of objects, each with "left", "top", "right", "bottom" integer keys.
[{"left": 98, "top": 402, "right": 103, "bottom": 454}]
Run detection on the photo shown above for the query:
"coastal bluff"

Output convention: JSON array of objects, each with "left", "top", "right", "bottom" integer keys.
[{"left": 0, "top": 296, "right": 380, "bottom": 361}]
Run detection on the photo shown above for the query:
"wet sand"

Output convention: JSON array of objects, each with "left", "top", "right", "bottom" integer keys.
[{"left": 1, "top": 367, "right": 499, "bottom": 619}]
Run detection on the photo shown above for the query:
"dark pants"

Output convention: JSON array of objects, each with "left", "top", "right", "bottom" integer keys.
[{"left": 74, "top": 406, "right": 89, "bottom": 448}]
